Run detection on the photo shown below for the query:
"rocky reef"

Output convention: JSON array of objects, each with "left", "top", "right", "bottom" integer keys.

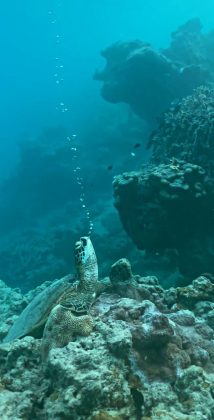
[
  {"left": 0, "top": 261, "right": 213, "bottom": 419},
  {"left": 113, "top": 84, "right": 214, "bottom": 281},
  {"left": 95, "top": 19, "right": 214, "bottom": 124},
  {"left": 113, "top": 158, "right": 214, "bottom": 279}
]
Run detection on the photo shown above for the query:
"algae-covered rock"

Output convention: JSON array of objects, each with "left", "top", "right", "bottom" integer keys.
[
  {"left": 0, "top": 264, "right": 214, "bottom": 419},
  {"left": 44, "top": 332, "right": 136, "bottom": 419},
  {"left": 176, "top": 276, "right": 214, "bottom": 309}
]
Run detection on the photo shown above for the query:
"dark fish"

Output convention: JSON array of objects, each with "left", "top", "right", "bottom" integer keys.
[
  {"left": 107, "top": 165, "right": 113, "bottom": 171},
  {"left": 134, "top": 143, "right": 141, "bottom": 148}
]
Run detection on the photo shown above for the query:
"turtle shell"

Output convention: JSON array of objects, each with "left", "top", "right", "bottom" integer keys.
[{"left": 3, "top": 274, "right": 74, "bottom": 343}]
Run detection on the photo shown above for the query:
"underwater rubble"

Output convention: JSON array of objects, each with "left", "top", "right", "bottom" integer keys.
[{"left": 0, "top": 261, "right": 214, "bottom": 419}]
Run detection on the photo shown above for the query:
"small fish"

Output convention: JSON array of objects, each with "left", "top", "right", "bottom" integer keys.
[
  {"left": 107, "top": 165, "right": 113, "bottom": 171},
  {"left": 133, "top": 143, "right": 141, "bottom": 148}
]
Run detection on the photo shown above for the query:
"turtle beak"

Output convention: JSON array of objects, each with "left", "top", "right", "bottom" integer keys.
[{"left": 75, "top": 240, "right": 82, "bottom": 250}]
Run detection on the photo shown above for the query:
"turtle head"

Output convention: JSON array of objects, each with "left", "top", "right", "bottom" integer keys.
[
  {"left": 74, "top": 236, "right": 95, "bottom": 267},
  {"left": 74, "top": 236, "right": 98, "bottom": 291}
]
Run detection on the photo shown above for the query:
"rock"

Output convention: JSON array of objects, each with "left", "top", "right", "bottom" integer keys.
[
  {"left": 175, "top": 366, "right": 214, "bottom": 419},
  {"left": 44, "top": 333, "right": 136, "bottom": 419},
  {"left": 176, "top": 276, "right": 214, "bottom": 308},
  {"left": 0, "top": 272, "right": 213, "bottom": 419},
  {"left": 94, "top": 32, "right": 210, "bottom": 123},
  {"left": 132, "top": 301, "right": 174, "bottom": 349},
  {"left": 168, "top": 310, "right": 195, "bottom": 326},
  {"left": 109, "top": 258, "right": 133, "bottom": 283}
]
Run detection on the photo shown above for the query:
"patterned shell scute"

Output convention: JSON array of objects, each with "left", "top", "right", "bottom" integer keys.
[{"left": 59, "top": 291, "right": 95, "bottom": 313}]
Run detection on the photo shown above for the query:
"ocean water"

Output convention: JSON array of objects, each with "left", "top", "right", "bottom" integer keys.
[{"left": 0, "top": 0, "right": 214, "bottom": 291}]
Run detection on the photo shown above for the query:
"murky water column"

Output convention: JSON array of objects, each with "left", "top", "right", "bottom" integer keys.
[{"left": 48, "top": 1, "right": 93, "bottom": 237}]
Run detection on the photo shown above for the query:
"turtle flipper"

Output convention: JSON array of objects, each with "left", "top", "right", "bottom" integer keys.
[{"left": 3, "top": 276, "right": 73, "bottom": 343}]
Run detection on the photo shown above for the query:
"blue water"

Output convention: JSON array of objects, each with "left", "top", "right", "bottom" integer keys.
[{"left": 0, "top": 0, "right": 213, "bottom": 178}]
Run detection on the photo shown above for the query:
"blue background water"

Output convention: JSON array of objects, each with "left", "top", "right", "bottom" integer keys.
[{"left": 0, "top": 0, "right": 213, "bottom": 179}]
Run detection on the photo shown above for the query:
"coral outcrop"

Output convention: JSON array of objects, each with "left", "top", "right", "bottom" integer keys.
[
  {"left": 113, "top": 86, "right": 214, "bottom": 280},
  {"left": 0, "top": 263, "right": 213, "bottom": 419},
  {"left": 95, "top": 19, "right": 214, "bottom": 123},
  {"left": 113, "top": 161, "right": 214, "bottom": 279}
]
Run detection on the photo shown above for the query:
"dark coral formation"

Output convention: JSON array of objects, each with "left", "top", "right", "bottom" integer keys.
[
  {"left": 94, "top": 20, "right": 214, "bottom": 282},
  {"left": 95, "top": 19, "right": 214, "bottom": 123},
  {"left": 113, "top": 159, "right": 214, "bottom": 278},
  {"left": 0, "top": 264, "right": 214, "bottom": 419}
]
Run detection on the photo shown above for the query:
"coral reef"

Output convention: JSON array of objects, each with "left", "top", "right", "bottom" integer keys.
[
  {"left": 95, "top": 19, "right": 214, "bottom": 123},
  {"left": 149, "top": 86, "right": 214, "bottom": 175},
  {"left": 0, "top": 262, "right": 213, "bottom": 419},
  {"left": 113, "top": 160, "right": 214, "bottom": 279},
  {"left": 163, "top": 18, "right": 214, "bottom": 76}
]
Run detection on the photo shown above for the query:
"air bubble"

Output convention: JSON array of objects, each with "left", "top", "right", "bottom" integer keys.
[{"left": 50, "top": 4, "right": 94, "bottom": 236}]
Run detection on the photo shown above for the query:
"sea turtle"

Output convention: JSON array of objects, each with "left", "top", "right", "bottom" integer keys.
[{"left": 3, "top": 237, "right": 98, "bottom": 354}]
